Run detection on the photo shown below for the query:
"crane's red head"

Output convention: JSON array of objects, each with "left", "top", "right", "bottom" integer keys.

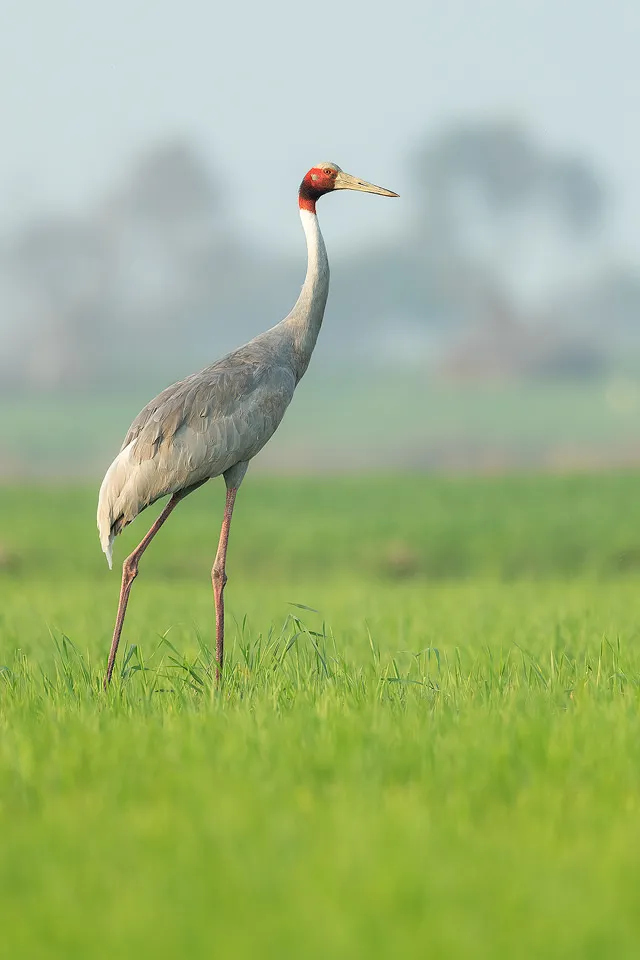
[
  {"left": 299, "top": 163, "right": 341, "bottom": 212},
  {"left": 299, "top": 162, "right": 398, "bottom": 213}
]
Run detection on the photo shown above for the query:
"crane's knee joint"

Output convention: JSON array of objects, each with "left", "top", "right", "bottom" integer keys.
[
  {"left": 212, "top": 565, "right": 227, "bottom": 587},
  {"left": 123, "top": 555, "right": 139, "bottom": 582}
]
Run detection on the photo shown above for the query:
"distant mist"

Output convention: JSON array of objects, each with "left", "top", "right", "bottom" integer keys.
[
  {"left": 3, "top": 121, "right": 640, "bottom": 475},
  {"left": 2, "top": 121, "right": 639, "bottom": 395}
]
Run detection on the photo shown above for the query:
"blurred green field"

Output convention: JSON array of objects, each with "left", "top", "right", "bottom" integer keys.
[
  {"left": 2, "top": 474, "right": 640, "bottom": 958},
  {"left": 4, "top": 374, "right": 640, "bottom": 475}
]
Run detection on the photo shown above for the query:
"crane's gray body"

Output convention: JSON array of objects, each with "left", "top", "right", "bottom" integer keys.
[{"left": 97, "top": 208, "right": 328, "bottom": 567}]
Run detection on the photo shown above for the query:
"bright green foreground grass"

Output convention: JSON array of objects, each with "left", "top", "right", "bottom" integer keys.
[{"left": 2, "top": 474, "right": 640, "bottom": 958}]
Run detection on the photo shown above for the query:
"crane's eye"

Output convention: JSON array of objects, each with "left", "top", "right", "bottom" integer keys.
[{"left": 323, "top": 168, "right": 333, "bottom": 175}]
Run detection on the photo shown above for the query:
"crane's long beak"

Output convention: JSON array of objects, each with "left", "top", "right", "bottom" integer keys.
[{"left": 334, "top": 171, "right": 399, "bottom": 197}]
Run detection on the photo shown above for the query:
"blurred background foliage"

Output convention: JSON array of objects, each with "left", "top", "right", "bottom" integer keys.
[
  {"left": 2, "top": 121, "right": 640, "bottom": 475},
  {"left": 2, "top": 0, "right": 640, "bottom": 478}
]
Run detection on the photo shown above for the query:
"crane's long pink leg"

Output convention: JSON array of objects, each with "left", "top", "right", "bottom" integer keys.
[
  {"left": 211, "top": 487, "right": 238, "bottom": 683},
  {"left": 103, "top": 494, "right": 181, "bottom": 689}
]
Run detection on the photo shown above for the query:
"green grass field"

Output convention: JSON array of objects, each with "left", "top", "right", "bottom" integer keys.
[{"left": 2, "top": 474, "right": 640, "bottom": 958}]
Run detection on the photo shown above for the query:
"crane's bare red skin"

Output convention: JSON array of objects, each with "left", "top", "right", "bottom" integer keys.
[{"left": 298, "top": 167, "right": 337, "bottom": 212}]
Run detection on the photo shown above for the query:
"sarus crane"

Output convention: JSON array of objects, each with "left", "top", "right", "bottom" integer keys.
[{"left": 98, "top": 162, "right": 398, "bottom": 687}]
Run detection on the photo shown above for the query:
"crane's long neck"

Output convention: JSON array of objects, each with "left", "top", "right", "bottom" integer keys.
[{"left": 284, "top": 207, "right": 330, "bottom": 381}]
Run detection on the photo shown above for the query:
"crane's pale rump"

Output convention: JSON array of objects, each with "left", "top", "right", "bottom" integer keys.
[{"left": 97, "top": 163, "right": 398, "bottom": 687}]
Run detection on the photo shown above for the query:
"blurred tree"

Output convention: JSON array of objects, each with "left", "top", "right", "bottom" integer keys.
[
  {"left": 412, "top": 120, "right": 610, "bottom": 378},
  {"left": 0, "top": 217, "right": 112, "bottom": 390},
  {"left": 110, "top": 140, "right": 220, "bottom": 227},
  {"left": 0, "top": 140, "right": 252, "bottom": 391},
  {"left": 101, "top": 140, "right": 247, "bottom": 378}
]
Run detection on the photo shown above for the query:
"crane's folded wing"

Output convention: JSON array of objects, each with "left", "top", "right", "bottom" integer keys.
[{"left": 98, "top": 359, "right": 296, "bottom": 550}]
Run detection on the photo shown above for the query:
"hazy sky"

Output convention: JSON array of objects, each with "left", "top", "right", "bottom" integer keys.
[{"left": 2, "top": 0, "right": 638, "bottom": 258}]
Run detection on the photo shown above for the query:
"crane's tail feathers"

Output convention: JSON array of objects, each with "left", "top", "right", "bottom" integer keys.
[
  {"left": 97, "top": 439, "right": 181, "bottom": 569},
  {"left": 97, "top": 442, "right": 137, "bottom": 571},
  {"left": 97, "top": 496, "right": 116, "bottom": 569},
  {"left": 104, "top": 533, "right": 114, "bottom": 570}
]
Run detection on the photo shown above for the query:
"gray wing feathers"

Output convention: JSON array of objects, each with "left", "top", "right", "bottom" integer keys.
[
  {"left": 128, "top": 362, "right": 295, "bottom": 473},
  {"left": 97, "top": 346, "right": 296, "bottom": 562}
]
